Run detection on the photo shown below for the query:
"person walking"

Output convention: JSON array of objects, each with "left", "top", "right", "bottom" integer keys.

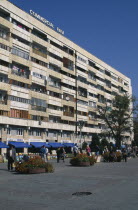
[
  {"left": 57, "top": 147, "right": 61, "bottom": 163},
  {"left": 60, "top": 147, "right": 65, "bottom": 162},
  {"left": 39, "top": 145, "right": 48, "bottom": 162},
  {"left": 73, "top": 145, "right": 78, "bottom": 157},
  {"left": 86, "top": 145, "right": 91, "bottom": 156},
  {"left": 7, "top": 145, "right": 16, "bottom": 171},
  {"left": 122, "top": 148, "right": 127, "bottom": 162}
]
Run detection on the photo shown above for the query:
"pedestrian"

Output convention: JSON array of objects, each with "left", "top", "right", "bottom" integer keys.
[
  {"left": 95, "top": 145, "right": 100, "bottom": 156},
  {"left": 57, "top": 147, "right": 61, "bottom": 163},
  {"left": 39, "top": 145, "right": 48, "bottom": 162},
  {"left": 73, "top": 145, "right": 78, "bottom": 157},
  {"left": 7, "top": 145, "right": 16, "bottom": 171},
  {"left": 60, "top": 147, "right": 65, "bottom": 162},
  {"left": 122, "top": 148, "right": 127, "bottom": 162},
  {"left": 86, "top": 145, "right": 91, "bottom": 156}
]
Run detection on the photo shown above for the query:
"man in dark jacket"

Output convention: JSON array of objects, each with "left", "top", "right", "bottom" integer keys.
[{"left": 7, "top": 145, "right": 16, "bottom": 171}]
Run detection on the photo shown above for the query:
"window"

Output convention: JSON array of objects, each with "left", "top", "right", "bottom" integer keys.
[
  {"left": 48, "top": 104, "right": 62, "bottom": 111},
  {"left": 12, "top": 34, "right": 30, "bottom": 46},
  {"left": 63, "top": 46, "right": 74, "bottom": 56},
  {"left": 32, "top": 72, "right": 45, "bottom": 80},
  {"left": 32, "top": 42, "right": 47, "bottom": 58},
  {"left": 63, "top": 93, "right": 75, "bottom": 102},
  {"left": 49, "top": 52, "right": 62, "bottom": 62},
  {"left": 32, "top": 28, "right": 47, "bottom": 41},
  {"left": 0, "top": 90, "right": 7, "bottom": 104},
  {"left": 105, "top": 70, "right": 111, "bottom": 77},
  {"left": 48, "top": 131, "right": 57, "bottom": 137},
  {"left": 36, "top": 130, "right": 41, "bottom": 136},
  {"left": 49, "top": 63, "right": 60, "bottom": 73},
  {"left": 7, "top": 128, "right": 11, "bottom": 135},
  {"left": 48, "top": 91, "right": 61, "bottom": 98},
  {"left": 88, "top": 71, "right": 96, "bottom": 81},
  {"left": 63, "top": 57, "right": 74, "bottom": 70},
  {"left": 48, "top": 76, "right": 61, "bottom": 89},
  {"left": 31, "top": 83, "right": 46, "bottom": 94},
  {"left": 0, "top": 26, "right": 9, "bottom": 40},
  {"left": 10, "top": 109, "right": 29, "bottom": 119},
  {"left": 0, "top": 59, "right": 9, "bottom": 67},
  {"left": 0, "top": 43, "right": 11, "bottom": 51},
  {"left": 10, "top": 79, "right": 30, "bottom": 89},
  {"left": 89, "top": 112, "right": 96, "bottom": 120},
  {"left": 31, "top": 57, "right": 47, "bottom": 67},
  {"left": 77, "top": 56, "right": 87, "bottom": 63},
  {"left": 89, "top": 101, "right": 97, "bottom": 108},
  {"left": 78, "top": 87, "right": 87, "bottom": 98},
  {"left": 77, "top": 100, "right": 88, "bottom": 106},
  {"left": 12, "top": 47, "right": 29, "bottom": 60},
  {"left": 63, "top": 106, "right": 74, "bottom": 117},
  {"left": 0, "top": 73, "right": 8, "bottom": 83},
  {"left": 78, "top": 75, "right": 87, "bottom": 84},
  {"left": 12, "top": 19, "right": 29, "bottom": 32},
  {"left": 0, "top": 110, "right": 8, "bottom": 116},
  {"left": 17, "top": 128, "right": 23, "bottom": 136},
  {"left": 31, "top": 97, "right": 47, "bottom": 112},
  {"left": 50, "top": 40, "right": 62, "bottom": 50},
  {"left": 8, "top": 95, "right": 30, "bottom": 104},
  {"left": 12, "top": 62, "right": 30, "bottom": 79},
  {"left": 49, "top": 116, "right": 61, "bottom": 123}
]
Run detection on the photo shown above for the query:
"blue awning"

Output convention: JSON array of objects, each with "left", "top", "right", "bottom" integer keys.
[
  {"left": 121, "top": 145, "right": 126, "bottom": 148},
  {"left": 48, "top": 142, "right": 63, "bottom": 148},
  {"left": 8, "top": 141, "right": 31, "bottom": 148},
  {"left": 63, "top": 143, "right": 75, "bottom": 147},
  {"left": 0, "top": 142, "right": 9, "bottom": 148},
  {"left": 30, "top": 142, "right": 51, "bottom": 148}
]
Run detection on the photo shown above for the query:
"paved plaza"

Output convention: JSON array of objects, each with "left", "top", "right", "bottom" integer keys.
[{"left": 0, "top": 158, "right": 138, "bottom": 210}]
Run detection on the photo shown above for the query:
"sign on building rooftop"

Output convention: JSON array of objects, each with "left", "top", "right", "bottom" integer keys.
[{"left": 30, "top": 10, "right": 64, "bottom": 35}]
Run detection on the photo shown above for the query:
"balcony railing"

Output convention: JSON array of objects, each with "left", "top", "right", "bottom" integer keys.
[
  {"left": 0, "top": 100, "right": 7, "bottom": 105},
  {"left": 11, "top": 69, "right": 29, "bottom": 79},
  {"left": 32, "top": 48, "right": 47, "bottom": 59},
  {"left": 63, "top": 111, "right": 74, "bottom": 117}
]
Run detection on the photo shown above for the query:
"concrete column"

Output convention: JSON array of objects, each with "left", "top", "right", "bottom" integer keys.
[
  {"left": 24, "top": 129, "right": 29, "bottom": 141},
  {"left": 42, "top": 131, "right": 46, "bottom": 141}
]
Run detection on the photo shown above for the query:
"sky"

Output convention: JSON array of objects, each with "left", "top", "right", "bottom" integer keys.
[{"left": 8, "top": 0, "right": 138, "bottom": 97}]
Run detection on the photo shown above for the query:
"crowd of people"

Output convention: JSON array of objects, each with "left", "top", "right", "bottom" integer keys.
[{"left": 6, "top": 144, "right": 138, "bottom": 171}]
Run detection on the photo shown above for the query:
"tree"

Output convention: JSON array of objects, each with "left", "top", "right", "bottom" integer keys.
[
  {"left": 90, "top": 133, "right": 100, "bottom": 152},
  {"left": 98, "top": 95, "right": 136, "bottom": 148},
  {"left": 133, "top": 118, "right": 138, "bottom": 146},
  {"left": 82, "top": 141, "right": 88, "bottom": 150}
]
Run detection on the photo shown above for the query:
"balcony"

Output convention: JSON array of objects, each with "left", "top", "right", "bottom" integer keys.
[
  {"left": 63, "top": 111, "right": 74, "bottom": 117},
  {"left": 32, "top": 48, "right": 47, "bottom": 59},
  {"left": 32, "top": 105, "right": 46, "bottom": 112},
  {"left": 11, "top": 69, "right": 29, "bottom": 79}
]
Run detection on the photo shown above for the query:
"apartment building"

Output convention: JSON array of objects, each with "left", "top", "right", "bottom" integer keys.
[{"left": 0, "top": 0, "right": 132, "bottom": 153}]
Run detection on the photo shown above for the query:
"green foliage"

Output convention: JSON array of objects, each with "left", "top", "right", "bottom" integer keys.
[
  {"left": 70, "top": 154, "right": 95, "bottom": 166},
  {"left": 88, "top": 156, "right": 96, "bottom": 165},
  {"left": 82, "top": 141, "right": 88, "bottom": 150},
  {"left": 100, "top": 139, "right": 109, "bottom": 150},
  {"left": 90, "top": 133, "right": 100, "bottom": 152},
  {"left": 45, "top": 162, "right": 54, "bottom": 173},
  {"left": 98, "top": 95, "right": 134, "bottom": 148},
  {"left": 15, "top": 156, "right": 54, "bottom": 173}
]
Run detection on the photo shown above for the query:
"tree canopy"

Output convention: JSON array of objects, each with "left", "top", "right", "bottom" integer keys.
[{"left": 98, "top": 95, "right": 135, "bottom": 148}]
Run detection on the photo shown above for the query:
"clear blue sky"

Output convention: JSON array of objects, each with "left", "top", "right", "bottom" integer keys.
[{"left": 9, "top": 0, "right": 138, "bottom": 97}]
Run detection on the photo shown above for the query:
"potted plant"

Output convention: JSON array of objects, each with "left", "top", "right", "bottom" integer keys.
[
  {"left": 116, "top": 151, "right": 122, "bottom": 162},
  {"left": 103, "top": 152, "right": 110, "bottom": 162},
  {"left": 15, "top": 156, "right": 54, "bottom": 174},
  {"left": 70, "top": 154, "right": 90, "bottom": 166},
  {"left": 88, "top": 155, "right": 96, "bottom": 165}
]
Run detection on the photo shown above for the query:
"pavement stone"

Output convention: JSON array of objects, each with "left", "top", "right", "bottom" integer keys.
[{"left": 0, "top": 158, "right": 138, "bottom": 210}]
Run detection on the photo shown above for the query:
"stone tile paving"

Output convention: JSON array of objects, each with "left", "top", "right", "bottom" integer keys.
[{"left": 0, "top": 158, "right": 138, "bottom": 210}]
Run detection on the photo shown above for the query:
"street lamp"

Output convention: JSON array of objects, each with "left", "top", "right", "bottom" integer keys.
[{"left": 77, "top": 120, "right": 86, "bottom": 149}]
